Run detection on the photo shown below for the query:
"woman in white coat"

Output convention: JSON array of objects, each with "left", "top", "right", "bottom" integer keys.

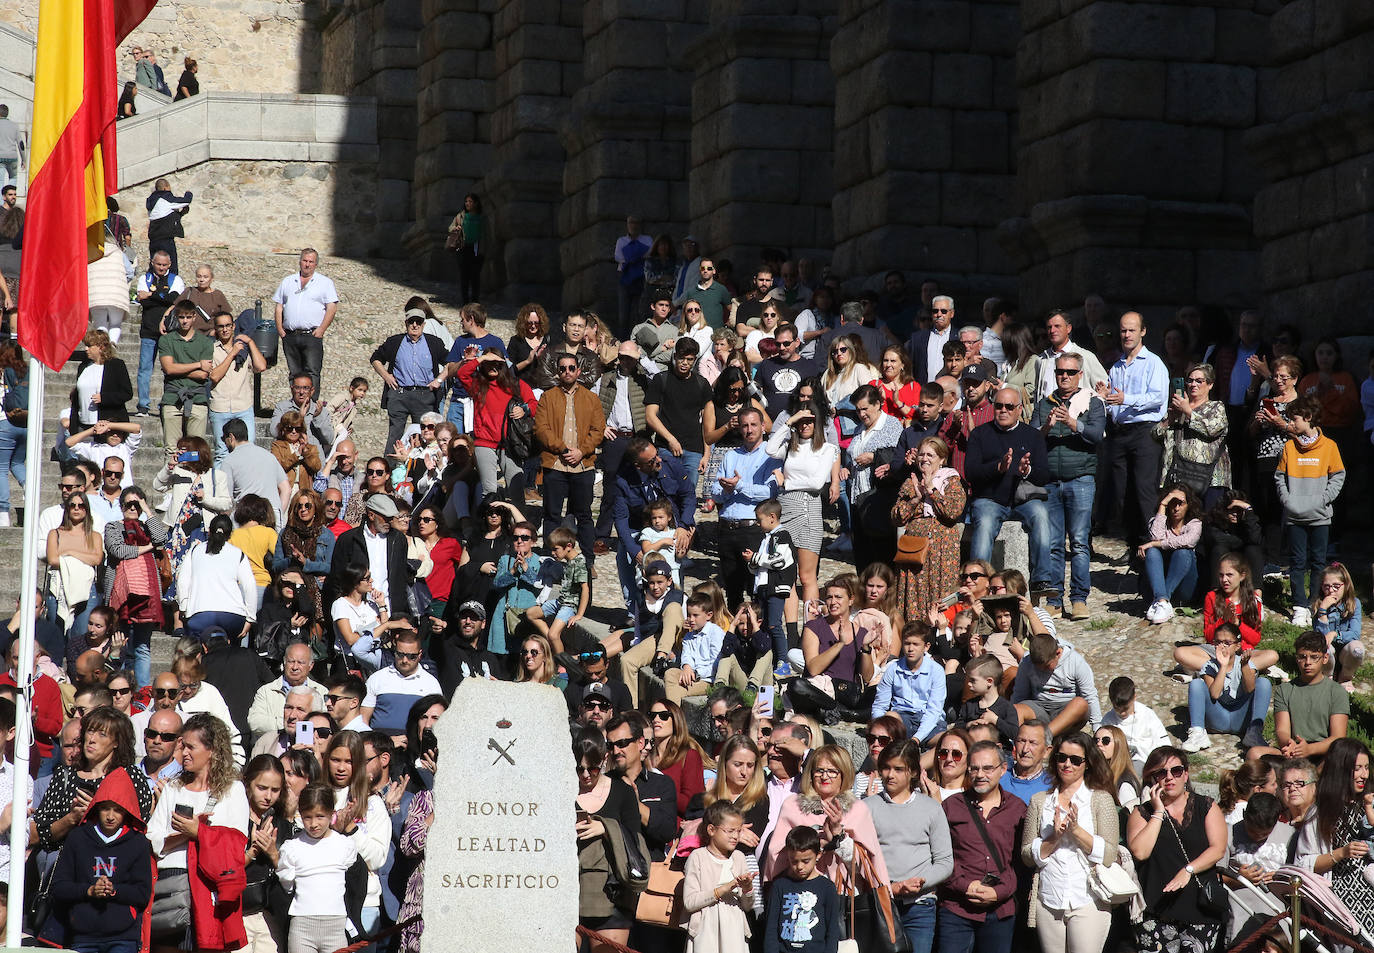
[{"left": 87, "top": 236, "right": 132, "bottom": 343}]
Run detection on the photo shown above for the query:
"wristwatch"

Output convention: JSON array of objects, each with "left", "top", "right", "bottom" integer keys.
[{"left": 1185, "top": 864, "right": 1196, "bottom": 875}]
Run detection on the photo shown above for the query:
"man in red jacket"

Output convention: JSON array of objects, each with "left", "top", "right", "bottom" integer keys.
[{"left": 0, "top": 636, "right": 64, "bottom": 772}]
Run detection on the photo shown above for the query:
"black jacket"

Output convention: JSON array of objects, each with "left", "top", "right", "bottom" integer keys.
[
  {"left": 369, "top": 333, "right": 449, "bottom": 404},
  {"left": 630, "top": 768, "right": 678, "bottom": 861},
  {"left": 203, "top": 642, "right": 273, "bottom": 747},
  {"left": 326, "top": 525, "right": 413, "bottom": 615},
  {"left": 430, "top": 636, "right": 505, "bottom": 696}
]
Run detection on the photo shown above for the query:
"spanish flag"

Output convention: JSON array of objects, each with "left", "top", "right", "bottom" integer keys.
[{"left": 18, "top": 0, "right": 157, "bottom": 370}]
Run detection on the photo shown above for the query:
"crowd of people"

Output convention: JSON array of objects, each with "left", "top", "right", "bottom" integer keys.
[{"left": 0, "top": 213, "right": 1370, "bottom": 953}]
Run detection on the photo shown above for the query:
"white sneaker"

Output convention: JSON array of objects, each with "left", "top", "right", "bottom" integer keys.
[
  {"left": 1266, "top": 665, "right": 1290, "bottom": 682},
  {"left": 0, "top": 511, "right": 10, "bottom": 527},
  {"left": 1291, "top": 606, "right": 1312, "bottom": 628},
  {"left": 1147, "top": 599, "right": 1174, "bottom": 624},
  {"left": 1182, "top": 726, "right": 1212, "bottom": 752}
]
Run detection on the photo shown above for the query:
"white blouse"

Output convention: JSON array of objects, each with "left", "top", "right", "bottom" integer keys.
[
  {"left": 765, "top": 427, "right": 839, "bottom": 494},
  {"left": 1029, "top": 783, "right": 1107, "bottom": 911}
]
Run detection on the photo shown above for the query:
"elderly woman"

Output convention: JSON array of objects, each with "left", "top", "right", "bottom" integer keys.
[
  {"left": 763, "top": 745, "right": 891, "bottom": 892},
  {"left": 104, "top": 485, "right": 167, "bottom": 687},
  {"left": 270, "top": 411, "right": 322, "bottom": 498},
  {"left": 892, "top": 435, "right": 965, "bottom": 626},
  {"left": 1021, "top": 732, "right": 1121, "bottom": 953},
  {"left": 1155, "top": 362, "right": 1230, "bottom": 507},
  {"left": 1126, "top": 746, "right": 1228, "bottom": 953}
]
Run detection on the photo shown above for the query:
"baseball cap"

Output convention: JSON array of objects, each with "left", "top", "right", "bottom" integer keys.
[
  {"left": 960, "top": 363, "right": 990, "bottom": 383},
  {"left": 583, "top": 682, "right": 613, "bottom": 703},
  {"left": 457, "top": 600, "right": 487, "bottom": 620}
]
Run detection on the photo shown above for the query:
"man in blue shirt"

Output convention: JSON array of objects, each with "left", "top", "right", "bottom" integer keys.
[
  {"left": 1001, "top": 718, "right": 1053, "bottom": 802},
  {"left": 612, "top": 438, "right": 696, "bottom": 624},
  {"left": 369, "top": 310, "right": 449, "bottom": 449},
  {"left": 441, "top": 303, "right": 508, "bottom": 432},
  {"left": 1097, "top": 311, "right": 1168, "bottom": 554},
  {"left": 713, "top": 408, "right": 777, "bottom": 607}
]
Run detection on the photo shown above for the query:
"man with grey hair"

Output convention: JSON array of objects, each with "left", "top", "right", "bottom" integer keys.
[
  {"left": 1002, "top": 717, "right": 1053, "bottom": 801},
  {"left": 907, "top": 294, "right": 955, "bottom": 383},
  {"left": 0, "top": 105, "right": 21, "bottom": 193},
  {"left": 247, "top": 641, "right": 327, "bottom": 741},
  {"left": 760, "top": 720, "right": 812, "bottom": 850},
  {"left": 251, "top": 687, "right": 318, "bottom": 758},
  {"left": 823, "top": 300, "right": 889, "bottom": 364},
  {"left": 1032, "top": 351, "right": 1106, "bottom": 620},
  {"left": 957, "top": 324, "right": 998, "bottom": 381}
]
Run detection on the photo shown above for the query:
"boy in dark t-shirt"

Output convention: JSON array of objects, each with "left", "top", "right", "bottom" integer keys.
[{"left": 765, "top": 826, "right": 842, "bottom": 953}]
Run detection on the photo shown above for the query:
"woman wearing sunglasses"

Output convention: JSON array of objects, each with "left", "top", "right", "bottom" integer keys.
[
  {"left": 853, "top": 713, "right": 905, "bottom": 798},
  {"left": 1126, "top": 746, "right": 1228, "bottom": 953},
  {"left": 1020, "top": 732, "right": 1120, "bottom": 953},
  {"left": 574, "top": 730, "right": 642, "bottom": 953},
  {"left": 921, "top": 726, "right": 972, "bottom": 803},
  {"left": 647, "top": 699, "right": 706, "bottom": 820},
  {"left": 1093, "top": 725, "right": 1141, "bottom": 810},
  {"left": 270, "top": 410, "right": 322, "bottom": 497}
]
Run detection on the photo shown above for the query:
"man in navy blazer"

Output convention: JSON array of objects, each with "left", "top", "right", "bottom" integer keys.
[
  {"left": 612, "top": 437, "right": 697, "bottom": 622},
  {"left": 907, "top": 294, "right": 956, "bottom": 383}
]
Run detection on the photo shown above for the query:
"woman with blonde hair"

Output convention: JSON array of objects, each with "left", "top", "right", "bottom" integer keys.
[
  {"left": 514, "top": 632, "right": 563, "bottom": 686},
  {"left": 1093, "top": 724, "right": 1142, "bottom": 809},
  {"left": 270, "top": 411, "right": 322, "bottom": 497},
  {"left": 679, "top": 299, "right": 714, "bottom": 369},
  {"left": 763, "top": 745, "right": 891, "bottom": 892},
  {"left": 73, "top": 329, "right": 133, "bottom": 425},
  {"left": 705, "top": 734, "right": 770, "bottom": 918},
  {"left": 47, "top": 493, "right": 103, "bottom": 637},
  {"left": 823, "top": 333, "right": 878, "bottom": 407}
]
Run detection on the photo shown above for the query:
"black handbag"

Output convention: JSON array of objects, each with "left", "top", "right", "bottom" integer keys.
[
  {"left": 1167, "top": 454, "right": 1218, "bottom": 495},
  {"left": 1163, "top": 803, "right": 1228, "bottom": 919},
  {"left": 845, "top": 842, "right": 912, "bottom": 953},
  {"left": 499, "top": 396, "right": 535, "bottom": 462},
  {"left": 149, "top": 868, "right": 192, "bottom": 940}
]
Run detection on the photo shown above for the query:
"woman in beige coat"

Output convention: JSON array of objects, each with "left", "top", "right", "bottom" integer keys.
[
  {"left": 87, "top": 237, "right": 132, "bottom": 343},
  {"left": 1020, "top": 732, "right": 1121, "bottom": 953}
]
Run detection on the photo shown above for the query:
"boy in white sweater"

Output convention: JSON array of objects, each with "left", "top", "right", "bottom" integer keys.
[{"left": 1099, "top": 675, "right": 1169, "bottom": 774}]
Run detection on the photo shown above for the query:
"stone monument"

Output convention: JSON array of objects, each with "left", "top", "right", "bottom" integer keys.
[{"left": 421, "top": 679, "right": 578, "bottom": 953}]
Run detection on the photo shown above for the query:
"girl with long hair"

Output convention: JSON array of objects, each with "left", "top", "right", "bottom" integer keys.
[
  {"left": 241, "top": 754, "right": 288, "bottom": 953},
  {"left": 743, "top": 300, "right": 785, "bottom": 364},
  {"left": 574, "top": 731, "right": 642, "bottom": 953},
  {"left": 1312, "top": 561, "right": 1365, "bottom": 691},
  {"left": 514, "top": 633, "right": 562, "bottom": 686},
  {"left": 177, "top": 514, "right": 257, "bottom": 642},
  {"left": 704, "top": 733, "right": 769, "bottom": 920},
  {"left": 1175, "top": 552, "right": 1278, "bottom": 676},
  {"left": 853, "top": 713, "right": 904, "bottom": 798},
  {"left": 648, "top": 698, "right": 706, "bottom": 819},
  {"left": 231, "top": 494, "right": 278, "bottom": 610},
  {"left": 702, "top": 366, "right": 770, "bottom": 501},
  {"left": 322, "top": 730, "right": 391, "bottom": 940},
  {"left": 47, "top": 492, "right": 103, "bottom": 637},
  {"left": 1141, "top": 482, "right": 1204, "bottom": 624},
  {"left": 854, "top": 563, "right": 902, "bottom": 674},
  {"left": 1022, "top": 732, "right": 1121, "bottom": 953},
  {"left": 1000, "top": 322, "right": 1041, "bottom": 414},
  {"left": 1215, "top": 759, "right": 1276, "bottom": 825},
  {"left": 922, "top": 726, "right": 972, "bottom": 802},
  {"left": 765, "top": 400, "right": 839, "bottom": 631},
  {"left": 1093, "top": 724, "right": 1142, "bottom": 809},
  {"left": 331, "top": 563, "right": 410, "bottom": 673},
  {"left": 452, "top": 192, "right": 485, "bottom": 304},
  {"left": 1295, "top": 738, "right": 1374, "bottom": 924}
]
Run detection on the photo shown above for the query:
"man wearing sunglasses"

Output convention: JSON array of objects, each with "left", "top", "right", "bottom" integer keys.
[
  {"left": 207, "top": 308, "right": 267, "bottom": 463},
  {"left": 575, "top": 681, "right": 623, "bottom": 730},
  {"left": 371, "top": 308, "right": 449, "bottom": 449},
  {"left": 611, "top": 438, "right": 696, "bottom": 624},
  {"left": 251, "top": 687, "right": 316, "bottom": 760},
  {"left": 907, "top": 294, "right": 955, "bottom": 384},
  {"left": 562, "top": 642, "right": 630, "bottom": 719},
  {"left": 965, "top": 387, "right": 1054, "bottom": 596},
  {"left": 1031, "top": 352, "right": 1107, "bottom": 621},
  {"left": 755, "top": 323, "right": 821, "bottom": 422},
  {"left": 532, "top": 345, "right": 606, "bottom": 562},
  {"left": 325, "top": 675, "right": 370, "bottom": 733},
  {"left": 605, "top": 712, "right": 678, "bottom": 862},
  {"left": 360, "top": 629, "right": 441, "bottom": 742},
  {"left": 430, "top": 600, "right": 503, "bottom": 696},
  {"left": 137, "top": 709, "right": 183, "bottom": 786},
  {"left": 270, "top": 372, "right": 335, "bottom": 452}
]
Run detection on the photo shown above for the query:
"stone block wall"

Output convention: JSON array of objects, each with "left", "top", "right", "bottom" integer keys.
[
  {"left": 114, "top": 158, "right": 379, "bottom": 259},
  {"left": 1000, "top": 0, "right": 1268, "bottom": 318},
  {"left": 405, "top": 0, "right": 496, "bottom": 279},
  {"left": 830, "top": 0, "right": 1020, "bottom": 299},
  {"left": 557, "top": 0, "right": 706, "bottom": 317},
  {"left": 1246, "top": 1, "right": 1374, "bottom": 332},
  {"left": 7, "top": 0, "right": 322, "bottom": 97},
  {"left": 481, "top": 0, "right": 584, "bottom": 303},
  {"left": 686, "top": 0, "right": 837, "bottom": 273}
]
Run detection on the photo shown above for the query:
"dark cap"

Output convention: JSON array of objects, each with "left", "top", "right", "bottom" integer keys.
[{"left": 960, "top": 362, "right": 990, "bottom": 383}]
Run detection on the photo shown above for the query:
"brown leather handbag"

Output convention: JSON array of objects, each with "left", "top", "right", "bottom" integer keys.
[{"left": 893, "top": 533, "right": 929, "bottom": 569}]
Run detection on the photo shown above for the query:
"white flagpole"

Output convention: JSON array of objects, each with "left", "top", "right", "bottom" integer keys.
[{"left": 8, "top": 354, "right": 47, "bottom": 946}]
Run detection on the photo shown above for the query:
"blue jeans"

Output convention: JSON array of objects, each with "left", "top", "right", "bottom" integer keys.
[
  {"left": 137, "top": 336, "right": 157, "bottom": 409},
  {"left": 1188, "top": 673, "right": 1272, "bottom": 735},
  {"left": 56, "top": 583, "right": 100, "bottom": 640},
  {"left": 129, "top": 622, "right": 154, "bottom": 688},
  {"left": 898, "top": 898, "right": 938, "bottom": 953},
  {"left": 968, "top": 496, "right": 1053, "bottom": 590},
  {"left": 0, "top": 418, "right": 26, "bottom": 511},
  {"left": 898, "top": 710, "right": 947, "bottom": 745},
  {"left": 209, "top": 408, "right": 255, "bottom": 463},
  {"left": 1045, "top": 476, "right": 1095, "bottom": 605},
  {"left": 680, "top": 449, "right": 703, "bottom": 491},
  {"left": 186, "top": 610, "right": 247, "bottom": 642},
  {"left": 445, "top": 394, "right": 469, "bottom": 434},
  {"left": 937, "top": 909, "right": 1015, "bottom": 953},
  {"left": 0, "top": 157, "right": 17, "bottom": 192},
  {"left": 1287, "top": 523, "right": 1329, "bottom": 606},
  {"left": 763, "top": 594, "right": 789, "bottom": 664},
  {"left": 1144, "top": 545, "right": 1198, "bottom": 603}
]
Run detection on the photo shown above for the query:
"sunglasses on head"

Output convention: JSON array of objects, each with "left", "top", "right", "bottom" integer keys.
[
  {"left": 1054, "top": 752, "right": 1085, "bottom": 767},
  {"left": 576, "top": 651, "right": 605, "bottom": 662}
]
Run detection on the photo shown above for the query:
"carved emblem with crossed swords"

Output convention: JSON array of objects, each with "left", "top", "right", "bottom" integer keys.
[{"left": 488, "top": 737, "right": 516, "bottom": 766}]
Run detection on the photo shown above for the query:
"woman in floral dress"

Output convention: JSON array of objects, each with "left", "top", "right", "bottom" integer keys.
[{"left": 891, "top": 435, "right": 966, "bottom": 625}]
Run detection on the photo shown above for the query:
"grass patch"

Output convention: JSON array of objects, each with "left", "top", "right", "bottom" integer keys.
[{"left": 1086, "top": 617, "right": 1117, "bottom": 631}]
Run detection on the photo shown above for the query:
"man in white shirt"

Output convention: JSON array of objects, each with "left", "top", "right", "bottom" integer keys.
[
  {"left": 272, "top": 247, "right": 339, "bottom": 398},
  {"left": 360, "top": 630, "right": 441, "bottom": 740},
  {"left": 907, "top": 295, "right": 954, "bottom": 383},
  {"left": 246, "top": 642, "right": 326, "bottom": 741},
  {"left": 325, "top": 675, "right": 370, "bottom": 733},
  {"left": 1036, "top": 310, "right": 1107, "bottom": 399}
]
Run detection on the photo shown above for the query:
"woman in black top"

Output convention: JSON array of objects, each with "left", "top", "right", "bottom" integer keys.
[
  {"left": 452, "top": 498, "right": 518, "bottom": 620},
  {"left": 574, "top": 730, "right": 642, "bottom": 951},
  {"left": 34, "top": 707, "right": 154, "bottom": 852},
  {"left": 174, "top": 57, "right": 199, "bottom": 101},
  {"left": 1126, "top": 746, "right": 1228, "bottom": 953},
  {"left": 506, "top": 304, "right": 548, "bottom": 386},
  {"left": 1201, "top": 489, "right": 1263, "bottom": 597},
  {"left": 117, "top": 82, "right": 136, "bottom": 120}
]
